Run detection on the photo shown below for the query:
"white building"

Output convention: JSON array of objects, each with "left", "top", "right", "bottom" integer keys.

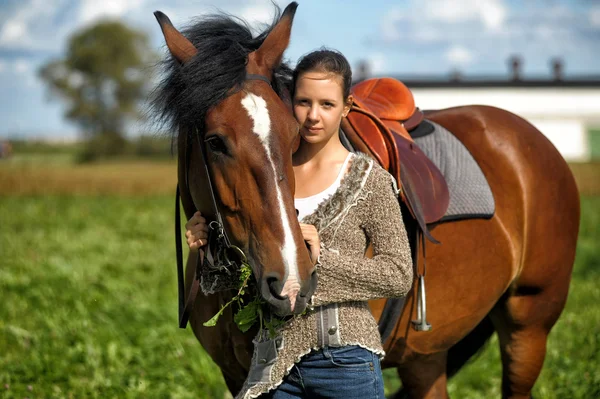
[{"left": 400, "top": 78, "right": 600, "bottom": 162}]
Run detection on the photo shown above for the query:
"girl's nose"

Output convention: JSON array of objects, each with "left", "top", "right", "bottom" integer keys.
[{"left": 308, "top": 106, "right": 319, "bottom": 122}]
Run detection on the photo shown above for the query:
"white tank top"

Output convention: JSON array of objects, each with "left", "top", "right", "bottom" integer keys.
[{"left": 295, "top": 153, "right": 353, "bottom": 221}]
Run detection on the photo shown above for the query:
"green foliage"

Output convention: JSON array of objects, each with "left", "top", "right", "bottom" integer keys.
[
  {"left": 1, "top": 195, "right": 598, "bottom": 398},
  {"left": 203, "top": 262, "right": 290, "bottom": 338},
  {"left": 8, "top": 140, "right": 83, "bottom": 155},
  {"left": 38, "top": 20, "right": 156, "bottom": 158},
  {"left": 234, "top": 297, "right": 263, "bottom": 333},
  {"left": 589, "top": 128, "right": 600, "bottom": 161},
  {"left": 202, "top": 263, "right": 252, "bottom": 328},
  {"left": 78, "top": 131, "right": 129, "bottom": 162}
]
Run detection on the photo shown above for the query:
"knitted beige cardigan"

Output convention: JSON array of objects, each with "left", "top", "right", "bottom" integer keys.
[{"left": 237, "top": 153, "right": 413, "bottom": 399}]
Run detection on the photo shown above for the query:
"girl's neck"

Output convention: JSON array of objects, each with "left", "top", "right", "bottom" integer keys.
[{"left": 293, "top": 133, "right": 348, "bottom": 167}]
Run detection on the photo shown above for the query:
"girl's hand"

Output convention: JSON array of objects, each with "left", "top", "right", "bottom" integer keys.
[
  {"left": 299, "top": 223, "right": 320, "bottom": 264},
  {"left": 185, "top": 211, "right": 209, "bottom": 252}
]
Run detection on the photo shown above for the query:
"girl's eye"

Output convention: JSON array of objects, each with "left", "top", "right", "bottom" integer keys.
[
  {"left": 323, "top": 102, "right": 333, "bottom": 108},
  {"left": 205, "top": 135, "right": 228, "bottom": 155}
]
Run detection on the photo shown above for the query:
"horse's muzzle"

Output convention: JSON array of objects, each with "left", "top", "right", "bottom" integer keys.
[{"left": 261, "top": 270, "right": 318, "bottom": 316}]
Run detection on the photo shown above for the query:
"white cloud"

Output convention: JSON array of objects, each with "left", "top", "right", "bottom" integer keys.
[
  {"left": 13, "top": 59, "right": 30, "bottom": 74},
  {"left": 238, "top": 4, "right": 279, "bottom": 34},
  {"left": 0, "top": 0, "right": 70, "bottom": 50},
  {"left": 427, "top": 0, "right": 507, "bottom": 31},
  {"left": 0, "top": 59, "right": 39, "bottom": 88},
  {"left": 0, "top": 20, "right": 27, "bottom": 43},
  {"left": 445, "top": 45, "right": 474, "bottom": 65},
  {"left": 0, "top": 59, "right": 29, "bottom": 75},
  {"left": 478, "top": 0, "right": 506, "bottom": 31},
  {"left": 368, "top": 53, "right": 387, "bottom": 74},
  {"left": 240, "top": 4, "right": 274, "bottom": 24},
  {"left": 591, "top": 7, "right": 600, "bottom": 27},
  {"left": 78, "top": 0, "right": 147, "bottom": 25},
  {"left": 534, "top": 25, "right": 555, "bottom": 41},
  {"left": 0, "top": 0, "right": 289, "bottom": 53},
  {"left": 375, "top": 0, "right": 600, "bottom": 76},
  {"left": 14, "top": 59, "right": 40, "bottom": 88},
  {"left": 376, "top": 0, "right": 510, "bottom": 49},
  {"left": 382, "top": 9, "right": 403, "bottom": 41}
]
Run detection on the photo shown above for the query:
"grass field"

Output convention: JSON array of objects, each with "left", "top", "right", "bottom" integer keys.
[
  {"left": 1, "top": 158, "right": 599, "bottom": 398},
  {"left": 1, "top": 154, "right": 599, "bottom": 196}
]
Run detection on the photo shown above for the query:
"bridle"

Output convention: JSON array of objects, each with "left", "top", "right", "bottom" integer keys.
[{"left": 175, "top": 73, "right": 274, "bottom": 328}]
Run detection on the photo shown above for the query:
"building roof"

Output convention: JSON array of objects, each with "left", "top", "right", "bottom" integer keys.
[{"left": 388, "top": 76, "right": 600, "bottom": 89}]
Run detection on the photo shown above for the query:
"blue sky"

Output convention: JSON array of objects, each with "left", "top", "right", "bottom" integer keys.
[{"left": 0, "top": 0, "right": 599, "bottom": 139}]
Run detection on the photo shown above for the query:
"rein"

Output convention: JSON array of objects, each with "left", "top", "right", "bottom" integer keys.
[{"left": 175, "top": 73, "right": 272, "bottom": 329}]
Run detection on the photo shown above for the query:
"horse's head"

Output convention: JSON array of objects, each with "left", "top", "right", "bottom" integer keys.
[{"left": 154, "top": 2, "right": 316, "bottom": 316}]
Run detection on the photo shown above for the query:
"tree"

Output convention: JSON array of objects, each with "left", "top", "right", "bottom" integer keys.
[{"left": 39, "top": 21, "right": 155, "bottom": 158}]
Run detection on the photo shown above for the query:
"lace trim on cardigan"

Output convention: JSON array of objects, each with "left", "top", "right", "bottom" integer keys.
[{"left": 301, "top": 152, "right": 374, "bottom": 232}]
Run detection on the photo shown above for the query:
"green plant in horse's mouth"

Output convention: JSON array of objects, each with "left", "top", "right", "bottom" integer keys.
[{"left": 203, "top": 263, "right": 290, "bottom": 338}]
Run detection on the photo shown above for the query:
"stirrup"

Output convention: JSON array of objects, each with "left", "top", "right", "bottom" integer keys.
[{"left": 411, "top": 275, "right": 432, "bottom": 332}]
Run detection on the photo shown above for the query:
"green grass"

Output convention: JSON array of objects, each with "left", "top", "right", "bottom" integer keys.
[
  {"left": 1, "top": 196, "right": 599, "bottom": 398},
  {"left": 3, "top": 136, "right": 174, "bottom": 166},
  {"left": 0, "top": 196, "right": 228, "bottom": 399}
]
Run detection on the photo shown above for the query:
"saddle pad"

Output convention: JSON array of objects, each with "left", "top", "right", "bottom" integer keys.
[{"left": 413, "top": 121, "right": 495, "bottom": 221}]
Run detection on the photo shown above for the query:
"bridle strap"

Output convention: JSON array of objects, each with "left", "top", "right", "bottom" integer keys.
[
  {"left": 246, "top": 73, "right": 272, "bottom": 87},
  {"left": 174, "top": 72, "right": 272, "bottom": 329},
  {"left": 197, "top": 130, "right": 233, "bottom": 248},
  {"left": 177, "top": 184, "right": 215, "bottom": 328}
]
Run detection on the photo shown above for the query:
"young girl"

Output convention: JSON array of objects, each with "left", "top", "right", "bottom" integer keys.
[{"left": 185, "top": 49, "right": 413, "bottom": 399}]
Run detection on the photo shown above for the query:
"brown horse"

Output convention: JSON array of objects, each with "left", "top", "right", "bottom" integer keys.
[
  {"left": 153, "top": 3, "right": 580, "bottom": 398},
  {"left": 369, "top": 105, "right": 580, "bottom": 398}
]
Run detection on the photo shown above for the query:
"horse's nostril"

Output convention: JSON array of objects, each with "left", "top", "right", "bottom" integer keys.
[
  {"left": 298, "top": 269, "right": 317, "bottom": 298},
  {"left": 299, "top": 270, "right": 318, "bottom": 298},
  {"left": 267, "top": 277, "right": 286, "bottom": 300}
]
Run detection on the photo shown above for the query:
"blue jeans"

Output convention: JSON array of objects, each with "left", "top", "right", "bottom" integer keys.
[{"left": 261, "top": 345, "right": 384, "bottom": 399}]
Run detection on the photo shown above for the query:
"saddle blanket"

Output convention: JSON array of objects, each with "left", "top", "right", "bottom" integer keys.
[{"left": 412, "top": 121, "right": 495, "bottom": 222}]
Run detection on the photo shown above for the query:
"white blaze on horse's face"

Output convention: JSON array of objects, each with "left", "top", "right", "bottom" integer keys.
[{"left": 241, "top": 92, "right": 301, "bottom": 310}]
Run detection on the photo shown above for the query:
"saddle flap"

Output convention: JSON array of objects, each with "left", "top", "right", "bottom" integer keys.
[
  {"left": 352, "top": 78, "right": 416, "bottom": 122},
  {"left": 344, "top": 109, "right": 391, "bottom": 170},
  {"left": 391, "top": 130, "right": 450, "bottom": 224}
]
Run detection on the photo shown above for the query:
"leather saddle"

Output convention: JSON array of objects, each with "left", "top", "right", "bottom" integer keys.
[{"left": 340, "top": 78, "right": 450, "bottom": 242}]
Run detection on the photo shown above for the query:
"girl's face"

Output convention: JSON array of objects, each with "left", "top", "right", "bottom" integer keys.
[{"left": 293, "top": 71, "right": 351, "bottom": 145}]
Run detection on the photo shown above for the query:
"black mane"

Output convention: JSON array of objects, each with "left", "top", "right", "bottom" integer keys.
[{"left": 151, "top": 6, "right": 293, "bottom": 140}]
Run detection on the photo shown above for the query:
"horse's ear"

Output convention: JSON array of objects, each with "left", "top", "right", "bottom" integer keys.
[
  {"left": 248, "top": 2, "right": 298, "bottom": 74},
  {"left": 154, "top": 11, "right": 198, "bottom": 64}
]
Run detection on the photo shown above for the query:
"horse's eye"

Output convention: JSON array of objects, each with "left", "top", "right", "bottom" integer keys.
[{"left": 205, "top": 135, "right": 228, "bottom": 155}]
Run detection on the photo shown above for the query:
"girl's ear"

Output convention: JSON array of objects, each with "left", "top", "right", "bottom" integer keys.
[{"left": 343, "top": 95, "right": 353, "bottom": 117}]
